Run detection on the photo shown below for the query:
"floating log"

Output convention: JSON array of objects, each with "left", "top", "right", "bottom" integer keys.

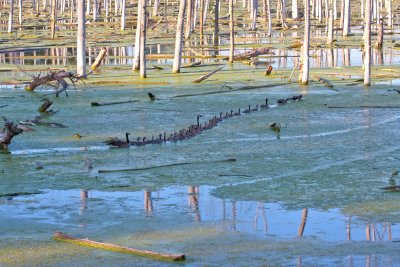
[
  {"left": 38, "top": 98, "right": 53, "bottom": 113},
  {"left": 91, "top": 100, "right": 140, "bottom": 106},
  {"left": 98, "top": 158, "right": 236, "bottom": 173},
  {"left": 53, "top": 231, "right": 185, "bottom": 262},
  {"left": 90, "top": 47, "right": 108, "bottom": 71},
  {"left": 192, "top": 66, "right": 225, "bottom": 83}
]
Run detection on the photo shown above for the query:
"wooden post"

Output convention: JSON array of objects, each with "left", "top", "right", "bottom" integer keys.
[
  {"left": 229, "top": 0, "right": 234, "bottom": 63},
  {"left": 327, "top": 9, "right": 334, "bottom": 45},
  {"left": 8, "top": 0, "right": 14, "bottom": 33},
  {"left": 301, "top": 0, "right": 310, "bottom": 85},
  {"left": 139, "top": 0, "right": 147, "bottom": 78},
  {"left": 342, "top": 0, "right": 350, "bottom": 36},
  {"left": 172, "top": 0, "right": 187, "bottom": 73},
  {"left": 51, "top": 0, "right": 57, "bottom": 39},
  {"left": 133, "top": 0, "right": 143, "bottom": 71},
  {"left": 213, "top": 0, "right": 219, "bottom": 46},
  {"left": 77, "top": 0, "right": 87, "bottom": 77},
  {"left": 364, "top": 0, "right": 371, "bottom": 86}
]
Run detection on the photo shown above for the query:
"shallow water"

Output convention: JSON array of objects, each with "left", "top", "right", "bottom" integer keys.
[{"left": 1, "top": 83, "right": 400, "bottom": 266}]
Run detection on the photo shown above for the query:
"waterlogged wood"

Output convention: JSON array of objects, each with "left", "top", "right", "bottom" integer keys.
[
  {"left": 98, "top": 158, "right": 236, "bottom": 173},
  {"left": 91, "top": 100, "right": 140, "bottom": 106},
  {"left": 53, "top": 231, "right": 186, "bottom": 262},
  {"left": 192, "top": 66, "right": 225, "bottom": 83},
  {"left": 90, "top": 47, "right": 108, "bottom": 70}
]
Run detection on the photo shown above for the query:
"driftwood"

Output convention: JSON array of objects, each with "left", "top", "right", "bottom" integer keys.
[
  {"left": 25, "top": 70, "right": 76, "bottom": 92},
  {"left": 314, "top": 76, "right": 336, "bottom": 90},
  {"left": 0, "top": 117, "right": 24, "bottom": 148},
  {"left": 225, "top": 47, "right": 272, "bottom": 61},
  {"left": 192, "top": 66, "right": 225, "bottom": 83},
  {"left": 98, "top": 158, "right": 236, "bottom": 173},
  {"left": 91, "top": 100, "right": 140, "bottom": 106},
  {"left": 54, "top": 231, "right": 185, "bottom": 262},
  {"left": 90, "top": 47, "right": 107, "bottom": 71},
  {"left": 38, "top": 98, "right": 53, "bottom": 113}
]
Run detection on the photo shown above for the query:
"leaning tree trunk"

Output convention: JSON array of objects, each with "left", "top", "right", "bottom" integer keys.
[
  {"left": 172, "top": 0, "right": 186, "bottom": 73},
  {"left": 342, "top": 0, "right": 350, "bottom": 36},
  {"left": 77, "top": 0, "right": 87, "bottom": 77},
  {"left": 51, "top": 0, "right": 57, "bottom": 39},
  {"left": 8, "top": 0, "right": 14, "bottom": 33},
  {"left": 133, "top": 0, "right": 143, "bottom": 70},
  {"left": 229, "top": 0, "right": 234, "bottom": 63},
  {"left": 363, "top": 0, "right": 371, "bottom": 85},
  {"left": 139, "top": 0, "right": 147, "bottom": 78},
  {"left": 301, "top": 0, "right": 310, "bottom": 85}
]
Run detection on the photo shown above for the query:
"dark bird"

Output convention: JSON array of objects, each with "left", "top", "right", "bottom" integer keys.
[
  {"left": 269, "top": 122, "right": 281, "bottom": 132},
  {"left": 147, "top": 92, "right": 157, "bottom": 101},
  {"left": 243, "top": 105, "right": 252, "bottom": 114},
  {"left": 105, "top": 132, "right": 131, "bottom": 147},
  {"left": 260, "top": 98, "right": 269, "bottom": 109},
  {"left": 277, "top": 99, "right": 287, "bottom": 105}
]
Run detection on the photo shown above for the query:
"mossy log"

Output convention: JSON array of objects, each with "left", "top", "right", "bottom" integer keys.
[{"left": 53, "top": 231, "right": 186, "bottom": 262}]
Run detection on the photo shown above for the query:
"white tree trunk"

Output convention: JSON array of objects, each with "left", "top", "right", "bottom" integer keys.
[
  {"left": 342, "top": 0, "right": 350, "bottom": 36},
  {"left": 292, "top": 0, "right": 298, "bottom": 18},
  {"left": 386, "top": 0, "right": 392, "bottom": 30},
  {"left": 267, "top": 0, "right": 271, "bottom": 36},
  {"left": 139, "top": 0, "right": 147, "bottom": 78},
  {"left": 301, "top": 0, "right": 310, "bottom": 85},
  {"left": 172, "top": 0, "right": 187, "bottom": 73},
  {"left": 152, "top": 0, "right": 159, "bottom": 16},
  {"left": 86, "top": 0, "right": 91, "bottom": 15},
  {"left": 18, "top": 0, "right": 22, "bottom": 25},
  {"left": 77, "top": 0, "right": 87, "bottom": 77},
  {"left": 229, "top": 0, "right": 234, "bottom": 63},
  {"left": 93, "top": 0, "right": 98, "bottom": 20},
  {"left": 120, "top": 0, "right": 126, "bottom": 29},
  {"left": 327, "top": 8, "right": 334, "bottom": 44},
  {"left": 364, "top": 0, "right": 371, "bottom": 85},
  {"left": 51, "top": 0, "right": 57, "bottom": 38},
  {"left": 251, "top": 0, "right": 257, "bottom": 30},
  {"left": 8, "top": 0, "right": 14, "bottom": 33},
  {"left": 133, "top": 0, "right": 143, "bottom": 70}
]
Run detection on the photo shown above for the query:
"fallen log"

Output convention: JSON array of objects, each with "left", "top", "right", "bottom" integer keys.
[
  {"left": 192, "top": 66, "right": 225, "bottom": 83},
  {"left": 224, "top": 47, "right": 273, "bottom": 61},
  {"left": 314, "top": 76, "right": 337, "bottom": 90},
  {"left": 98, "top": 158, "right": 236, "bottom": 173},
  {"left": 25, "top": 70, "right": 75, "bottom": 91},
  {"left": 91, "top": 99, "right": 140, "bottom": 106},
  {"left": 53, "top": 231, "right": 185, "bottom": 262}
]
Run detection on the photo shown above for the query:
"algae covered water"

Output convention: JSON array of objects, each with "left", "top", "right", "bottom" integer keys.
[{"left": 1, "top": 82, "right": 400, "bottom": 266}]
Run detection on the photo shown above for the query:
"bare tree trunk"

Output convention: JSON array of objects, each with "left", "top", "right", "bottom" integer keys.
[
  {"left": 152, "top": 0, "right": 159, "bottom": 16},
  {"left": 327, "top": 8, "right": 334, "bottom": 44},
  {"left": 213, "top": 0, "right": 219, "bottom": 46},
  {"left": 199, "top": 0, "right": 204, "bottom": 42},
  {"left": 8, "top": 0, "right": 14, "bottom": 33},
  {"left": 360, "top": 0, "right": 364, "bottom": 18},
  {"left": 203, "top": 0, "right": 209, "bottom": 25},
  {"left": 301, "top": 0, "right": 310, "bottom": 85},
  {"left": 364, "top": 0, "right": 371, "bottom": 85},
  {"left": 333, "top": 0, "right": 337, "bottom": 19},
  {"left": 340, "top": 0, "right": 344, "bottom": 28},
  {"left": 139, "top": 0, "right": 147, "bottom": 78},
  {"left": 172, "top": 0, "right": 186, "bottom": 73},
  {"left": 93, "top": 0, "right": 98, "bottom": 20},
  {"left": 375, "top": 18, "right": 383, "bottom": 49},
  {"left": 70, "top": 0, "right": 74, "bottom": 22},
  {"left": 342, "top": 0, "right": 350, "bottom": 36},
  {"left": 386, "top": 0, "right": 392, "bottom": 30},
  {"left": 51, "top": 0, "right": 57, "bottom": 39},
  {"left": 86, "top": 0, "right": 90, "bottom": 15},
  {"left": 185, "top": 0, "right": 193, "bottom": 38},
  {"left": 292, "top": 0, "right": 298, "bottom": 18},
  {"left": 266, "top": 0, "right": 271, "bottom": 36},
  {"left": 121, "top": 0, "right": 126, "bottom": 29},
  {"left": 18, "top": 0, "right": 22, "bottom": 25},
  {"left": 105, "top": 0, "right": 109, "bottom": 19},
  {"left": 133, "top": 0, "right": 143, "bottom": 70},
  {"left": 251, "top": 0, "right": 257, "bottom": 30},
  {"left": 77, "top": 0, "right": 87, "bottom": 77},
  {"left": 229, "top": 0, "right": 234, "bottom": 63}
]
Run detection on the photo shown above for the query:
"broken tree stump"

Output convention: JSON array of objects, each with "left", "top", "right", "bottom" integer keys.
[
  {"left": 0, "top": 117, "right": 24, "bottom": 149},
  {"left": 90, "top": 47, "right": 107, "bottom": 71},
  {"left": 53, "top": 231, "right": 186, "bottom": 262}
]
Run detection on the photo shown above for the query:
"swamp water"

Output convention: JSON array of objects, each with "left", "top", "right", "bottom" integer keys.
[{"left": 1, "top": 82, "right": 400, "bottom": 266}]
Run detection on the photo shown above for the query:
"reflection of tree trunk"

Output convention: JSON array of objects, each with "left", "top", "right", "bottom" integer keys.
[
  {"left": 144, "top": 191, "right": 153, "bottom": 213},
  {"left": 80, "top": 190, "right": 88, "bottom": 215},
  {"left": 253, "top": 202, "right": 268, "bottom": 233},
  {"left": 188, "top": 186, "right": 201, "bottom": 221},
  {"left": 297, "top": 208, "right": 308, "bottom": 237},
  {"left": 231, "top": 201, "right": 237, "bottom": 230},
  {"left": 346, "top": 216, "right": 351, "bottom": 240},
  {"left": 365, "top": 224, "right": 371, "bottom": 240}
]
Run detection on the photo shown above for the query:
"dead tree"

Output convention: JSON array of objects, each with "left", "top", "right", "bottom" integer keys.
[
  {"left": 139, "top": 0, "right": 147, "bottom": 78},
  {"left": 133, "top": 0, "right": 143, "bottom": 71},
  {"left": 229, "top": 0, "right": 234, "bottom": 63},
  {"left": 172, "top": 0, "right": 187, "bottom": 73},
  {"left": 301, "top": 0, "right": 310, "bottom": 85},
  {"left": 0, "top": 117, "right": 24, "bottom": 149},
  {"left": 8, "top": 0, "right": 14, "bottom": 33},
  {"left": 364, "top": 0, "right": 371, "bottom": 86},
  {"left": 77, "top": 0, "right": 87, "bottom": 77},
  {"left": 51, "top": 0, "right": 57, "bottom": 39}
]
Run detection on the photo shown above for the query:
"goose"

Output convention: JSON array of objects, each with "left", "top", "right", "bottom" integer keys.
[
  {"left": 147, "top": 92, "right": 157, "bottom": 101},
  {"left": 269, "top": 123, "right": 281, "bottom": 132},
  {"left": 243, "top": 105, "right": 252, "bottom": 114},
  {"left": 105, "top": 132, "right": 131, "bottom": 147},
  {"left": 277, "top": 99, "right": 287, "bottom": 105},
  {"left": 234, "top": 108, "right": 241, "bottom": 116},
  {"left": 260, "top": 98, "right": 269, "bottom": 109}
]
